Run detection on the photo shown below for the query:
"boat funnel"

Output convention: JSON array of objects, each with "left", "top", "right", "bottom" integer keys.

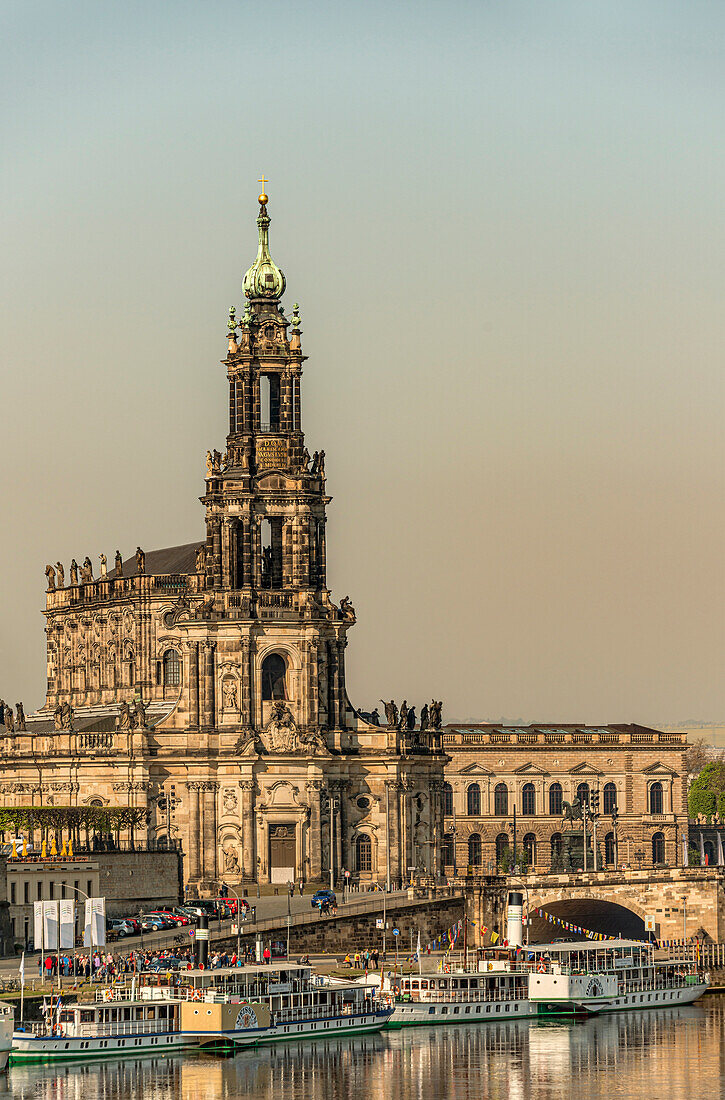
[{"left": 507, "top": 891, "right": 524, "bottom": 947}]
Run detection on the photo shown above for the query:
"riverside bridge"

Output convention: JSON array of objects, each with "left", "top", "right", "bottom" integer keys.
[{"left": 465, "top": 866, "right": 725, "bottom": 945}]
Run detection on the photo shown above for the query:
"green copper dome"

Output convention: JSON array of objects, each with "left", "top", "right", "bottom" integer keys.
[{"left": 242, "top": 197, "right": 286, "bottom": 300}]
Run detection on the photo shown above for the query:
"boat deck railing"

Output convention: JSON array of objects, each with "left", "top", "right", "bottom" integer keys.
[
  {"left": 28, "top": 1018, "right": 173, "bottom": 1039},
  {"left": 397, "top": 986, "right": 525, "bottom": 1005}
]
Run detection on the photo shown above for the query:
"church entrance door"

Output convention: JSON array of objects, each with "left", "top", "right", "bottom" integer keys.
[{"left": 269, "top": 823, "right": 296, "bottom": 884}]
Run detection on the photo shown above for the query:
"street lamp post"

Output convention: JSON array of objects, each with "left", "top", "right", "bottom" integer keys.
[{"left": 611, "top": 808, "right": 619, "bottom": 870}]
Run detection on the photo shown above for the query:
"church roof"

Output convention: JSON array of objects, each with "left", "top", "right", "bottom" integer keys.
[{"left": 109, "top": 542, "right": 201, "bottom": 579}]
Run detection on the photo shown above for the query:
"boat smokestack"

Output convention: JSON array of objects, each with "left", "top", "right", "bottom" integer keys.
[{"left": 507, "top": 891, "right": 524, "bottom": 947}]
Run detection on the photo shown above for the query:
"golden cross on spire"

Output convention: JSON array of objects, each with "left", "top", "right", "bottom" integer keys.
[{"left": 258, "top": 176, "right": 269, "bottom": 203}]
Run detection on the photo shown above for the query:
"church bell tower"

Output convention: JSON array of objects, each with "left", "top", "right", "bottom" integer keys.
[{"left": 201, "top": 186, "right": 353, "bottom": 743}]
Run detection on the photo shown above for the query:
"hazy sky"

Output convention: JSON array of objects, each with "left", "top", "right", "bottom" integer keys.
[{"left": 2, "top": 1, "right": 724, "bottom": 725}]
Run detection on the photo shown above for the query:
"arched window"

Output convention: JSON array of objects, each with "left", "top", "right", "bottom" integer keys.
[
  {"left": 261, "top": 653, "right": 287, "bottom": 700},
  {"left": 548, "top": 783, "right": 562, "bottom": 816},
  {"left": 163, "top": 649, "right": 181, "bottom": 687},
  {"left": 523, "top": 833, "right": 536, "bottom": 867},
  {"left": 443, "top": 783, "right": 453, "bottom": 817},
  {"left": 649, "top": 782, "right": 663, "bottom": 815},
  {"left": 550, "top": 833, "right": 563, "bottom": 869},
  {"left": 576, "top": 783, "right": 590, "bottom": 807},
  {"left": 522, "top": 783, "right": 535, "bottom": 816},
  {"left": 468, "top": 833, "right": 482, "bottom": 867},
  {"left": 355, "top": 834, "right": 372, "bottom": 873},
  {"left": 495, "top": 833, "right": 509, "bottom": 868},
  {"left": 704, "top": 840, "right": 715, "bottom": 866},
  {"left": 467, "top": 784, "right": 481, "bottom": 817},
  {"left": 603, "top": 782, "right": 617, "bottom": 815},
  {"left": 604, "top": 832, "right": 616, "bottom": 865},
  {"left": 651, "top": 832, "right": 665, "bottom": 865},
  {"left": 442, "top": 833, "right": 455, "bottom": 866},
  {"left": 494, "top": 783, "right": 508, "bottom": 817}
]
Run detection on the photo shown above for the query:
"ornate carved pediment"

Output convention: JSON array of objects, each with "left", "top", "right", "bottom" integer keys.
[
  {"left": 513, "top": 762, "right": 549, "bottom": 776},
  {"left": 568, "top": 761, "right": 602, "bottom": 776},
  {"left": 457, "top": 763, "right": 494, "bottom": 776},
  {"left": 641, "top": 761, "right": 677, "bottom": 776}
]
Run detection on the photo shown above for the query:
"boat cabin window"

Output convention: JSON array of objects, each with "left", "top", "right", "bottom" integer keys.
[
  {"left": 80, "top": 1010, "right": 94, "bottom": 1023},
  {"left": 420, "top": 981, "right": 429, "bottom": 990},
  {"left": 412, "top": 981, "right": 419, "bottom": 990}
]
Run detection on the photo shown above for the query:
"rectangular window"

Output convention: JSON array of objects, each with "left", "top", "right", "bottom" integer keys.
[
  {"left": 61, "top": 882, "right": 66, "bottom": 899},
  {"left": 10, "top": 883, "right": 16, "bottom": 905},
  {"left": 87, "top": 880, "right": 92, "bottom": 898},
  {"left": 49, "top": 882, "right": 54, "bottom": 900},
  {"left": 37, "top": 882, "right": 42, "bottom": 900}
]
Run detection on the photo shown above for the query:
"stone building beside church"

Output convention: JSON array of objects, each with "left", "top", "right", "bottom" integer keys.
[
  {"left": 441, "top": 723, "right": 689, "bottom": 874},
  {"left": 4, "top": 192, "right": 448, "bottom": 894}
]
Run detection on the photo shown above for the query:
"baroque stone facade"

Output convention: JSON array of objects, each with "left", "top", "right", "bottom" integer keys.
[
  {"left": 9, "top": 193, "right": 447, "bottom": 895},
  {"left": 442, "top": 723, "right": 688, "bottom": 873}
]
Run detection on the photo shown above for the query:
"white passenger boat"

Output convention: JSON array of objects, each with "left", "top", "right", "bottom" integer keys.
[
  {"left": 385, "top": 940, "right": 708, "bottom": 1028},
  {"left": 0, "top": 1003, "right": 14, "bottom": 1070},
  {"left": 10, "top": 984, "right": 194, "bottom": 1064},
  {"left": 178, "top": 963, "right": 393, "bottom": 1051},
  {"left": 10, "top": 963, "right": 392, "bottom": 1062}
]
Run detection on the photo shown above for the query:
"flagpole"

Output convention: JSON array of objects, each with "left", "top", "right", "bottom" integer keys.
[{"left": 19, "top": 952, "right": 24, "bottom": 1025}]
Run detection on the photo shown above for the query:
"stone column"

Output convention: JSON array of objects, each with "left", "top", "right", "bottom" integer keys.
[
  {"left": 188, "top": 643, "right": 199, "bottom": 727},
  {"left": 307, "top": 641, "right": 319, "bottom": 727},
  {"left": 293, "top": 373, "right": 301, "bottom": 430},
  {"left": 202, "top": 643, "right": 215, "bottom": 727},
  {"left": 319, "top": 519, "right": 327, "bottom": 588},
  {"left": 187, "top": 782, "right": 201, "bottom": 882},
  {"left": 241, "top": 518, "right": 251, "bottom": 587},
  {"left": 329, "top": 643, "right": 339, "bottom": 729},
  {"left": 240, "top": 637, "right": 252, "bottom": 726},
  {"left": 199, "top": 783, "right": 218, "bottom": 885},
  {"left": 386, "top": 780, "right": 400, "bottom": 888},
  {"left": 253, "top": 517, "right": 262, "bottom": 590},
  {"left": 306, "top": 780, "right": 323, "bottom": 881},
  {"left": 212, "top": 519, "right": 222, "bottom": 588},
  {"left": 221, "top": 521, "right": 231, "bottom": 589},
  {"left": 336, "top": 640, "right": 346, "bottom": 728},
  {"left": 240, "top": 780, "right": 255, "bottom": 881}
]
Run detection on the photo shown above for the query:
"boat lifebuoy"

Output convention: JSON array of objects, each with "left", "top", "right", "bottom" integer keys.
[
  {"left": 444, "top": 965, "right": 450, "bottom": 974},
  {"left": 193, "top": 990, "right": 202, "bottom": 1001},
  {"left": 537, "top": 961, "right": 546, "bottom": 973}
]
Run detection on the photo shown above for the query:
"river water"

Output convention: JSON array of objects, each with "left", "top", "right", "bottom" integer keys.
[{"left": 3, "top": 996, "right": 723, "bottom": 1100}]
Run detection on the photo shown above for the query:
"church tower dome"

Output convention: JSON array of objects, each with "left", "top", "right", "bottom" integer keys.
[{"left": 242, "top": 188, "right": 286, "bottom": 301}]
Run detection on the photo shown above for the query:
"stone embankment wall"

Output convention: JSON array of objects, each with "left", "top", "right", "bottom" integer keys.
[
  {"left": 97, "top": 851, "right": 183, "bottom": 917},
  {"left": 219, "top": 896, "right": 465, "bottom": 954}
]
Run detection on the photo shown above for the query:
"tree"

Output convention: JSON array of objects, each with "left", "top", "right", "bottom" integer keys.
[
  {"left": 687, "top": 762, "right": 725, "bottom": 821},
  {"left": 685, "top": 738, "right": 720, "bottom": 776}
]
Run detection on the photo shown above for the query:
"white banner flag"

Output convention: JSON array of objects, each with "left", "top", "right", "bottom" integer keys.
[
  {"left": 43, "top": 901, "right": 59, "bottom": 950},
  {"left": 59, "top": 899, "right": 75, "bottom": 949},
  {"left": 33, "top": 901, "right": 44, "bottom": 953},
  {"left": 84, "top": 897, "right": 106, "bottom": 947}
]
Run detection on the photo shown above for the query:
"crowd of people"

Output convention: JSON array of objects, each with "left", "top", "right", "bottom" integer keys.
[{"left": 36, "top": 944, "right": 265, "bottom": 982}]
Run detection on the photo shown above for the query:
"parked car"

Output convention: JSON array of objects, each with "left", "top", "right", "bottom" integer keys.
[{"left": 311, "top": 889, "right": 336, "bottom": 910}]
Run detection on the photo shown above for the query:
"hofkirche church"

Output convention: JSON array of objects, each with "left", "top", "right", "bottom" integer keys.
[
  {"left": 7, "top": 190, "right": 449, "bottom": 893},
  {"left": 2, "top": 191, "right": 690, "bottom": 891}
]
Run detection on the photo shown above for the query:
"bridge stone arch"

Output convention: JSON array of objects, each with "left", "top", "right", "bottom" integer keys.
[
  {"left": 465, "top": 868, "right": 724, "bottom": 945},
  {"left": 526, "top": 894, "right": 646, "bottom": 941}
]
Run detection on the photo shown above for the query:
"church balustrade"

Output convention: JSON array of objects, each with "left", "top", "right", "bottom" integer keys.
[
  {"left": 45, "top": 572, "right": 204, "bottom": 609},
  {"left": 76, "top": 732, "right": 116, "bottom": 752}
]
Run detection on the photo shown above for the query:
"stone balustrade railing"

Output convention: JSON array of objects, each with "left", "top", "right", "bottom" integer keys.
[{"left": 45, "top": 572, "right": 205, "bottom": 608}]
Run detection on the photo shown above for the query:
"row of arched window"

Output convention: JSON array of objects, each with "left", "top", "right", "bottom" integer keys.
[
  {"left": 444, "top": 781, "right": 664, "bottom": 817},
  {"left": 442, "top": 830, "right": 667, "bottom": 868},
  {"left": 153, "top": 650, "right": 290, "bottom": 698}
]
